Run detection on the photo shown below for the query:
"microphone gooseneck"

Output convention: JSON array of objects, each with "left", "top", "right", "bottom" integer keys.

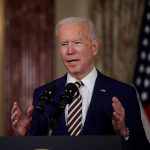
[
  {"left": 36, "top": 83, "right": 57, "bottom": 136},
  {"left": 35, "top": 82, "right": 79, "bottom": 136},
  {"left": 46, "top": 83, "right": 78, "bottom": 133}
]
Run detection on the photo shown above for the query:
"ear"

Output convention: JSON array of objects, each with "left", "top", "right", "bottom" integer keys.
[{"left": 92, "top": 39, "right": 99, "bottom": 56}]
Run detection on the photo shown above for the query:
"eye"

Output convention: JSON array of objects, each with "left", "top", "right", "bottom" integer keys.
[
  {"left": 74, "top": 40, "right": 82, "bottom": 45},
  {"left": 60, "top": 42, "right": 68, "bottom": 47}
]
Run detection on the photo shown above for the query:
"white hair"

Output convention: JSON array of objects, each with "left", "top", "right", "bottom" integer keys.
[{"left": 55, "top": 17, "right": 98, "bottom": 40}]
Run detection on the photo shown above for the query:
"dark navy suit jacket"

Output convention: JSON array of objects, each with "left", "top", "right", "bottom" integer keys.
[{"left": 28, "top": 70, "right": 149, "bottom": 149}]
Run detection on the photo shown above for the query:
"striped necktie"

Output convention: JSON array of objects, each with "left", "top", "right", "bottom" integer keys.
[{"left": 67, "top": 81, "right": 83, "bottom": 136}]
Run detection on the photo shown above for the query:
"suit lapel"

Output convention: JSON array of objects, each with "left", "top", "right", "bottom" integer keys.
[
  {"left": 82, "top": 71, "right": 112, "bottom": 134},
  {"left": 54, "top": 71, "right": 113, "bottom": 135}
]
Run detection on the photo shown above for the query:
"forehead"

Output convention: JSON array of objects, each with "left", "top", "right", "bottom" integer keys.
[{"left": 57, "top": 22, "right": 89, "bottom": 40}]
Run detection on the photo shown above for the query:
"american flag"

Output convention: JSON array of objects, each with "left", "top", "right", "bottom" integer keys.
[{"left": 133, "top": 0, "right": 150, "bottom": 123}]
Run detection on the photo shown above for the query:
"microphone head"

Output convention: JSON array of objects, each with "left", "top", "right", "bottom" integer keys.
[
  {"left": 60, "top": 83, "right": 78, "bottom": 108},
  {"left": 39, "top": 83, "right": 57, "bottom": 102},
  {"left": 61, "top": 83, "right": 78, "bottom": 97},
  {"left": 37, "top": 83, "right": 57, "bottom": 112}
]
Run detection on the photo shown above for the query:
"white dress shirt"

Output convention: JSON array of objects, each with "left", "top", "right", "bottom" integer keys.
[{"left": 65, "top": 67, "right": 97, "bottom": 127}]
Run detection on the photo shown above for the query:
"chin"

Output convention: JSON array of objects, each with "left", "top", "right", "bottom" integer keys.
[
  {"left": 68, "top": 69, "right": 80, "bottom": 75},
  {"left": 66, "top": 66, "right": 80, "bottom": 73}
]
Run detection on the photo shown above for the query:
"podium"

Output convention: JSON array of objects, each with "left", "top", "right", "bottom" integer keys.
[{"left": 0, "top": 136, "right": 123, "bottom": 150}]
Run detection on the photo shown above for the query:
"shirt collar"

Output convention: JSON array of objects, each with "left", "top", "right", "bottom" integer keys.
[{"left": 67, "top": 67, "right": 97, "bottom": 92}]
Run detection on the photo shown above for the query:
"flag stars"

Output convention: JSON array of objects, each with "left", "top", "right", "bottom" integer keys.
[
  {"left": 142, "top": 38, "right": 149, "bottom": 47},
  {"left": 141, "top": 51, "right": 146, "bottom": 59},
  {"left": 144, "top": 79, "right": 150, "bottom": 88},
  {"left": 146, "top": 66, "right": 150, "bottom": 74},
  {"left": 141, "top": 91, "right": 148, "bottom": 101},
  {"left": 136, "top": 77, "right": 141, "bottom": 86},
  {"left": 147, "top": 12, "right": 150, "bottom": 20},
  {"left": 144, "top": 25, "right": 150, "bottom": 34},
  {"left": 139, "top": 64, "right": 145, "bottom": 73},
  {"left": 134, "top": 1, "right": 150, "bottom": 106}
]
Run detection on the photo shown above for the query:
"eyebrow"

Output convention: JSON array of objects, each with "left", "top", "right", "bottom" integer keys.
[
  {"left": 59, "top": 40, "right": 69, "bottom": 43},
  {"left": 72, "top": 39, "right": 82, "bottom": 42}
]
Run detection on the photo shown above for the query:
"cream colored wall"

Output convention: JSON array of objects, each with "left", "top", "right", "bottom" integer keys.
[
  {"left": 55, "top": 0, "right": 89, "bottom": 78},
  {"left": 0, "top": 0, "right": 4, "bottom": 135}
]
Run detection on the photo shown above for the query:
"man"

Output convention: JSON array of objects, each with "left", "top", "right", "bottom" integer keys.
[{"left": 11, "top": 17, "right": 149, "bottom": 149}]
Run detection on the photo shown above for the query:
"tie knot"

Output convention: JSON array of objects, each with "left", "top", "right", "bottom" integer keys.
[{"left": 75, "top": 81, "right": 83, "bottom": 88}]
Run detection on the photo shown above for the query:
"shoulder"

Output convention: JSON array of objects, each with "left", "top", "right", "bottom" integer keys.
[
  {"left": 96, "top": 70, "right": 136, "bottom": 93},
  {"left": 96, "top": 70, "right": 138, "bottom": 108}
]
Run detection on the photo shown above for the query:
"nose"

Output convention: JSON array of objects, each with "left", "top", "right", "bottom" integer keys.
[{"left": 67, "top": 43, "right": 75, "bottom": 55}]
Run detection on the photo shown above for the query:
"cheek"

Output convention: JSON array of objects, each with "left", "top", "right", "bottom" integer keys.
[
  {"left": 60, "top": 50, "right": 65, "bottom": 60},
  {"left": 81, "top": 52, "right": 93, "bottom": 64},
  {"left": 85, "top": 49, "right": 95, "bottom": 58}
]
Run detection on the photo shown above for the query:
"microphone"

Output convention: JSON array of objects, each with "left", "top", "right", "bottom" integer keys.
[
  {"left": 36, "top": 83, "right": 57, "bottom": 112},
  {"left": 47, "top": 83, "right": 78, "bottom": 131},
  {"left": 58, "top": 83, "right": 78, "bottom": 110},
  {"left": 36, "top": 82, "right": 78, "bottom": 135}
]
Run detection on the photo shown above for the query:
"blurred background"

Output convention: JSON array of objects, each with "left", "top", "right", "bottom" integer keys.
[{"left": 0, "top": 0, "right": 149, "bottom": 141}]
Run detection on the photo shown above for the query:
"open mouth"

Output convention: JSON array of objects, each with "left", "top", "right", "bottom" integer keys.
[{"left": 67, "top": 59, "right": 79, "bottom": 64}]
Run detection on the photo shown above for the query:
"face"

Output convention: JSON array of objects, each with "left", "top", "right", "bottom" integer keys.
[{"left": 57, "top": 22, "right": 99, "bottom": 80}]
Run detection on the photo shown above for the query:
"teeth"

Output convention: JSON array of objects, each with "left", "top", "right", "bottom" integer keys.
[
  {"left": 67, "top": 60, "right": 78, "bottom": 64},
  {"left": 70, "top": 61, "right": 76, "bottom": 64}
]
